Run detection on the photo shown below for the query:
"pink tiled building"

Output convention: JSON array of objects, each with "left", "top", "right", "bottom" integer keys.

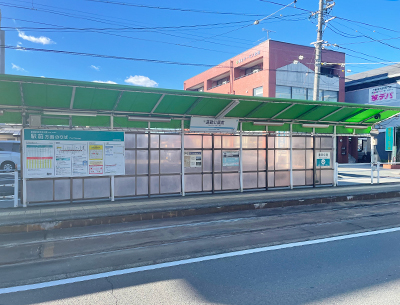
[{"left": 184, "top": 40, "right": 345, "bottom": 103}]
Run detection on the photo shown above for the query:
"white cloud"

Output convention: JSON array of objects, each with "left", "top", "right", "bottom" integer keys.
[
  {"left": 12, "top": 63, "right": 27, "bottom": 72},
  {"left": 16, "top": 42, "right": 28, "bottom": 52},
  {"left": 17, "top": 30, "right": 55, "bottom": 45},
  {"left": 91, "top": 65, "right": 100, "bottom": 71},
  {"left": 92, "top": 80, "right": 117, "bottom": 84},
  {"left": 124, "top": 75, "right": 158, "bottom": 87}
]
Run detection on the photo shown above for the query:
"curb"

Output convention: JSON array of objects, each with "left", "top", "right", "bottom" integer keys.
[{"left": 1, "top": 190, "right": 400, "bottom": 234}]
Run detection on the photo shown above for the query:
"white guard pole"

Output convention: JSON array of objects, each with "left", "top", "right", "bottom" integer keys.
[
  {"left": 181, "top": 120, "right": 185, "bottom": 196},
  {"left": 14, "top": 170, "right": 19, "bottom": 208},
  {"left": 22, "top": 178, "right": 27, "bottom": 207},
  {"left": 239, "top": 122, "right": 243, "bottom": 192},
  {"left": 111, "top": 175, "right": 115, "bottom": 201},
  {"left": 371, "top": 163, "right": 374, "bottom": 184},
  {"left": 289, "top": 123, "right": 293, "bottom": 189}
]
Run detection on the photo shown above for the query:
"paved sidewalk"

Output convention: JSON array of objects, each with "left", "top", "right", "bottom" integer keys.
[{"left": 1, "top": 184, "right": 400, "bottom": 233}]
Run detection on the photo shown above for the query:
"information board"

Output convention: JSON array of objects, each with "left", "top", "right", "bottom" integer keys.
[
  {"left": 23, "top": 129, "right": 125, "bottom": 178},
  {"left": 222, "top": 151, "right": 239, "bottom": 167},
  {"left": 184, "top": 151, "right": 202, "bottom": 168},
  {"left": 316, "top": 152, "right": 331, "bottom": 167},
  {"left": 386, "top": 127, "right": 394, "bottom": 151}
]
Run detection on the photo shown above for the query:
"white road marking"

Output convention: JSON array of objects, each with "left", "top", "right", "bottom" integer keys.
[{"left": 1, "top": 226, "right": 400, "bottom": 295}]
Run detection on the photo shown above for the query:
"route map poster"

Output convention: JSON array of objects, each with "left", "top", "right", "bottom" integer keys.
[{"left": 23, "top": 130, "right": 125, "bottom": 178}]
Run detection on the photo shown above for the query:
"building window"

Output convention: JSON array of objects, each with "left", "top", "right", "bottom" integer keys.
[
  {"left": 276, "top": 86, "right": 291, "bottom": 99},
  {"left": 323, "top": 90, "right": 338, "bottom": 102},
  {"left": 253, "top": 86, "right": 263, "bottom": 97},
  {"left": 307, "top": 89, "right": 323, "bottom": 101},
  {"left": 216, "top": 77, "right": 229, "bottom": 86},
  {"left": 245, "top": 65, "right": 262, "bottom": 76},
  {"left": 292, "top": 87, "right": 307, "bottom": 100}
]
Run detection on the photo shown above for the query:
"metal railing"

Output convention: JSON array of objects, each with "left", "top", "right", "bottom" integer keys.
[{"left": 0, "top": 171, "right": 19, "bottom": 207}]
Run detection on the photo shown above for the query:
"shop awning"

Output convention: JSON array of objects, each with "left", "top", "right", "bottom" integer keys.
[{"left": 0, "top": 74, "right": 399, "bottom": 134}]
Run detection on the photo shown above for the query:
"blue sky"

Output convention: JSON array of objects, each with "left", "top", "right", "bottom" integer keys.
[{"left": 4, "top": 0, "right": 400, "bottom": 90}]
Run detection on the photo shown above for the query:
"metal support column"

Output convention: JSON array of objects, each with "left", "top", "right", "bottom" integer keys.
[
  {"left": 313, "top": 135, "right": 316, "bottom": 188},
  {"left": 110, "top": 115, "right": 114, "bottom": 130},
  {"left": 333, "top": 125, "right": 337, "bottom": 186},
  {"left": 147, "top": 122, "right": 151, "bottom": 198},
  {"left": 239, "top": 122, "right": 243, "bottom": 192},
  {"left": 289, "top": 123, "right": 293, "bottom": 189},
  {"left": 181, "top": 120, "right": 185, "bottom": 196}
]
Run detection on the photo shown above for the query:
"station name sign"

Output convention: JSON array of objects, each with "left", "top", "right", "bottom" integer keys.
[{"left": 190, "top": 117, "right": 239, "bottom": 133}]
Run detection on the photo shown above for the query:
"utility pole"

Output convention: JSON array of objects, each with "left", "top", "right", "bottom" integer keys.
[
  {"left": 0, "top": 10, "right": 5, "bottom": 74},
  {"left": 312, "top": 1, "right": 335, "bottom": 101}
]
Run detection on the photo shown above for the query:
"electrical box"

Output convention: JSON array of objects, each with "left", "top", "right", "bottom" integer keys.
[{"left": 29, "top": 114, "right": 41, "bottom": 128}]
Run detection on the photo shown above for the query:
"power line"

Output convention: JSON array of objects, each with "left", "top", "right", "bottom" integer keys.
[{"left": 83, "top": 0, "right": 266, "bottom": 17}]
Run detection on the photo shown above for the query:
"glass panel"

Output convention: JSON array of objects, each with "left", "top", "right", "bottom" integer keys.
[
  {"left": 136, "top": 150, "right": 148, "bottom": 175},
  {"left": 306, "top": 170, "right": 313, "bottom": 185},
  {"left": 136, "top": 134, "right": 148, "bottom": 148},
  {"left": 315, "top": 170, "right": 321, "bottom": 184},
  {"left": 259, "top": 136, "right": 266, "bottom": 149},
  {"left": 307, "top": 89, "right": 323, "bottom": 101},
  {"left": 293, "top": 171, "right": 305, "bottom": 186},
  {"left": 275, "top": 136, "right": 289, "bottom": 149},
  {"left": 125, "top": 150, "right": 135, "bottom": 175},
  {"left": 222, "top": 136, "right": 240, "bottom": 148},
  {"left": 292, "top": 137, "right": 305, "bottom": 149},
  {"left": 150, "top": 176, "right": 159, "bottom": 194},
  {"left": 321, "top": 170, "right": 334, "bottom": 184},
  {"left": 203, "top": 136, "right": 212, "bottom": 149},
  {"left": 321, "top": 137, "right": 333, "bottom": 149},
  {"left": 214, "top": 136, "right": 221, "bottom": 148},
  {"left": 275, "top": 171, "right": 290, "bottom": 187},
  {"left": 243, "top": 172, "right": 258, "bottom": 189},
  {"left": 150, "top": 134, "right": 159, "bottom": 148},
  {"left": 315, "top": 137, "right": 321, "bottom": 149},
  {"left": 214, "top": 173, "right": 221, "bottom": 190},
  {"left": 214, "top": 150, "right": 221, "bottom": 171},
  {"left": 136, "top": 176, "right": 148, "bottom": 195},
  {"left": 253, "top": 86, "right": 263, "bottom": 97},
  {"left": 242, "top": 150, "right": 258, "bottom": 171},
  {"left": 203, "top": 150, "right": 212, "bottom": 172},
  {"left": 160, "top": 134, "right": 181, "bottom": 148},
  {"left": 125, "top": 133, "right": 135, "bottom": 149},
  {"left": 323, "top": 90, "right": 338, "bottom": 102},
  {"left": 268, "top": 137, "right": 275, "bottom": 149},
  {"left": 268, "top": 150, "right": 274, "bottom": 170},
  {"left": 242, "top": 136, "right": 258, "bottom": 148},
  {"left": 73, "top": 179, "right": 83, "bottom": 199},
  {"left": 84, "top": 177, "right": 110, "bottom": 199},
  {"left": 258, "top": 172, "right": 266, "bottom": 188},
  {"left": 268, "top": 172, "right": 274, "bottom": 188},
  {"left": 306, "top": 137, "right": 313, "bottom": 148},
  {"left": 160, "top": 150, "right": 181, "bottom": 173},
  {"left": 292, "top": 150, "right": 306, "bottom": 169},
  {"left": 275, "top": 150, "right": 290, "bottom": 170},
  {"left": 306, "top": 150, "right": 314, "bottom": 169},
  {"left": 185, "top": 174, "right": 202, "bottom": 192},
  {"left": 160, "top": 175, "right": 181, "bottom": 193},
  {"left": 185, "top": 135, "right": 202, "bottom": 149},
  {"left": 276, "top": 85, "right": 291, "bottom": 99},
  {"left": 292, "top": 87, "right": 307, "bottom": 100},
  {"left": 222, "top": 173, "right": 239, "bottom": 190},
  {"left": 115, "top": 176, "right": 135, "bottom": 197},
  {"left": 258, "top": 150, "right": 266, "bottom": 171},
  {"left": 203, "top": 174, "right": 212, "bottom": 191},
  {"left": 54, "top": 179, "right": 70, "bottom": 201},
  {"left": 150, "top": 150, "right": 159, "bottom": 174}
]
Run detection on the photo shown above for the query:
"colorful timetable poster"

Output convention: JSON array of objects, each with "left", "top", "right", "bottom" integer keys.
[
  {"left": 25, "top": 143, "right": 54, "bottom": 178},
  {"left": 23, "top": 130, "right": 125, "bottom": 178}
]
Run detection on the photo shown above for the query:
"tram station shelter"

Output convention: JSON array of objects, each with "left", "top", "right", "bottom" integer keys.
[{"left": 0, "top": 74, "right": 399, "bottom": 206}]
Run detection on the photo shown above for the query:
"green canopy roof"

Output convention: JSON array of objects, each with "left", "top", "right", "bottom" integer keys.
[{"left": 0, "top": 74, "right": 399, "bottom": 134}]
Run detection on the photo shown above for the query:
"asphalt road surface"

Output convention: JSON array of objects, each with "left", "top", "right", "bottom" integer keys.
[{"left": 1, "top": 228, "right": 400, "bottom": 305}]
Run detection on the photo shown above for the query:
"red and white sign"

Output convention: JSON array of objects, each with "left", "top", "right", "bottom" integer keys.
[{"left": 369, "top": 86, "right": 396, "bottom": 104}]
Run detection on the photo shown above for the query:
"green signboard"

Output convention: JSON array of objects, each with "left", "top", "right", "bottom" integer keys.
[
  {"left": 386, "top": 127, "right": 394, "bottom": 151},
  {"left": 24, "top": 129, "right": 124, "bottom": 142}
]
